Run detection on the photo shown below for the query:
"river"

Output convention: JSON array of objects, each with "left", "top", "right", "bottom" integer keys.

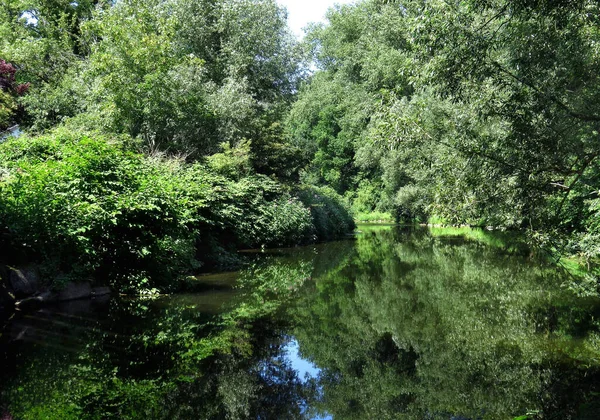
[{"left": 1, "top": 225, "right": 599, "bottom": 419}]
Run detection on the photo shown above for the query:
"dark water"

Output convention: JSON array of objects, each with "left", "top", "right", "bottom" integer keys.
[{"left": 1, "top": 226, "right": 600, "bottom": 419}]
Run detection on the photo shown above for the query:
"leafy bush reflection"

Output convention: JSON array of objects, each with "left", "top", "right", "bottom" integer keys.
[
  {"left": 291, "top": 227, "right": 600, "bottom": 419},
  {"left": 2, "top": 227, "right": 600, "bottom": 419}
]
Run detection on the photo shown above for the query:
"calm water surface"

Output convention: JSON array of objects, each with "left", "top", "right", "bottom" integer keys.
[{"left": 1, "top": 226, "right": 599, "bottom": 419}]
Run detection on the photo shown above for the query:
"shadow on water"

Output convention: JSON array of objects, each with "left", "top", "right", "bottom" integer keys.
[{"left": 1, "top": 225, "right": 600, "bottom": 419}]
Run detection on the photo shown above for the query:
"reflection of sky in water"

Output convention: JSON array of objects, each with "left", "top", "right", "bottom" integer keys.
[
  {"left": 283, "top": 338, "right": 332, "bottom": 420},
  {"left": 0, "top": 125, "right": 21, "bottom": 142},
  {"left": 284, "top": 339, "right": 320, "bottom": 381}
]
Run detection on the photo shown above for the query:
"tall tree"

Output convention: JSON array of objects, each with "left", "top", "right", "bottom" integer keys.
[
  {"left": 291, "top": 0, "right": 600, "bottom": 258},
  {"left": 0, "top": 1, "right": 104, "bottom": 127}
]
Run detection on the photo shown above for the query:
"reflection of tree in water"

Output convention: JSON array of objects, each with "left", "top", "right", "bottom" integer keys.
[
  {"left": 2, "top": 228, "right": 600, "bottom": 419},
  {"left": 0, "top": 307, "right": 313, "bottom": 419},
  {"left": 150, "top": 317, "right": 316, "bottom": 419},
  {"left": 291, "top": 227, "right": 600, "bottom": 419},
  {"left": 0, "top": 242, "right": 355, "bottom": 419}
]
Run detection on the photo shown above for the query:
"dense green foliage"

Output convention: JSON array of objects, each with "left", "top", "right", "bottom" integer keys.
[
  {"left": 0, "top": 0, "right": 357, "bottom": 291},
  {"left": 2, "top": 1, "right": 600, "bottom": 416},
  {"left": 1, "top": 0, "right": 599, "bottom": 286},
  {"left": 0, "top": 0, "right": 101, "bottom": 127},
  {"left": 288, "top": 0, "right": 600, "bottom": 271},
  {"left": 297, "top": 185, "right": 355, "bottom": 241},
  {"left": 0, "top": 130, "right": 352, "bottom": 292},
  {"left": 0, "top": 0, "right": 303, "bottom": 161}
]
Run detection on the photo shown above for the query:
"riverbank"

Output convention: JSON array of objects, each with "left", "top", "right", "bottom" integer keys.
[{"left": 0, "top": 129, "right": 355, "bottom": 297}]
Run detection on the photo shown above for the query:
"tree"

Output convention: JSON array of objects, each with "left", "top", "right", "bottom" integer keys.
[
  {"left": 0, "top": 1, "right": 105, "bottom": 128},
  {"left": 0, "top": 58, "right": 29, "bottom": 130},
  {"left": 1, "top": 0, "right": 304, "bottom": 161},
  {"left": 67, "top": 0, "right": 302, "bottom": 158},
  {"left": 292, "top": 0, "right": 600, "bottom": 260},
  {"left": 286, "top": 1, "right": 412, "bottom": 202}
]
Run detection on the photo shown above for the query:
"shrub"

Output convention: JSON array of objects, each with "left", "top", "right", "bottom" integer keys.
[
  {"left": 348, "top": 179, "right": 384, "bottom": 214},
  {"left": 1, "top": 58, "right": 29, "bottom": 130},
  {"left": 0, "top": 130, "right": 204, "bottom": 292},
  {"left": 0, "top": 130, "right": 350, "bottom": 293},
  {"left": 205, "top": 140, "right": 253, "bottom": 180},
  {"left": 198, "top": 173, "right": 314, "bottom": 249},
  {"left": 0, "top": 90, "right": 16, "bottom": 130},
  {"left": 298, "top": 185, "right": 355, "bottom": 241}
]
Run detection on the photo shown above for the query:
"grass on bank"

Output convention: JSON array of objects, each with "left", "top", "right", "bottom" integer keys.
[
  {"left": 354, "top": 211, "right": 395, "bottom": 223},
  {"left": 428, "top": 226, "right": 531, "bottom": 255}
]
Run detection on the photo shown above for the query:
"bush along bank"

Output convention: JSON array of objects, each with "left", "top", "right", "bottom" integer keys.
[{"left": 0, "top": 130, "right": 354, "bottom": 296}]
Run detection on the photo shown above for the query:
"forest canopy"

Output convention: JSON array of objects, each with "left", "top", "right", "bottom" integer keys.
[
  {"left": 288, "top": 0, "right": 600, "bottom": 265},
  {"left": 1, "top": 0, "right": 599, "bottom": 290}
]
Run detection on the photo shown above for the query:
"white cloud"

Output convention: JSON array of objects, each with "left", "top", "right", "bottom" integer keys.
[{"left": 277, "top": 0, "right": 357, "bottom": 38}]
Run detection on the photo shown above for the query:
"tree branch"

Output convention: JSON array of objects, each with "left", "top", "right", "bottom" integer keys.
[{"left": 491, "top": 61, "right": 600, "bottom": 122}]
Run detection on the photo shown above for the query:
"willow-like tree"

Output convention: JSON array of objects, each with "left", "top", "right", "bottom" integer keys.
[{"left": 289, "top": 0, "right": 600, "bottom": 261}]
